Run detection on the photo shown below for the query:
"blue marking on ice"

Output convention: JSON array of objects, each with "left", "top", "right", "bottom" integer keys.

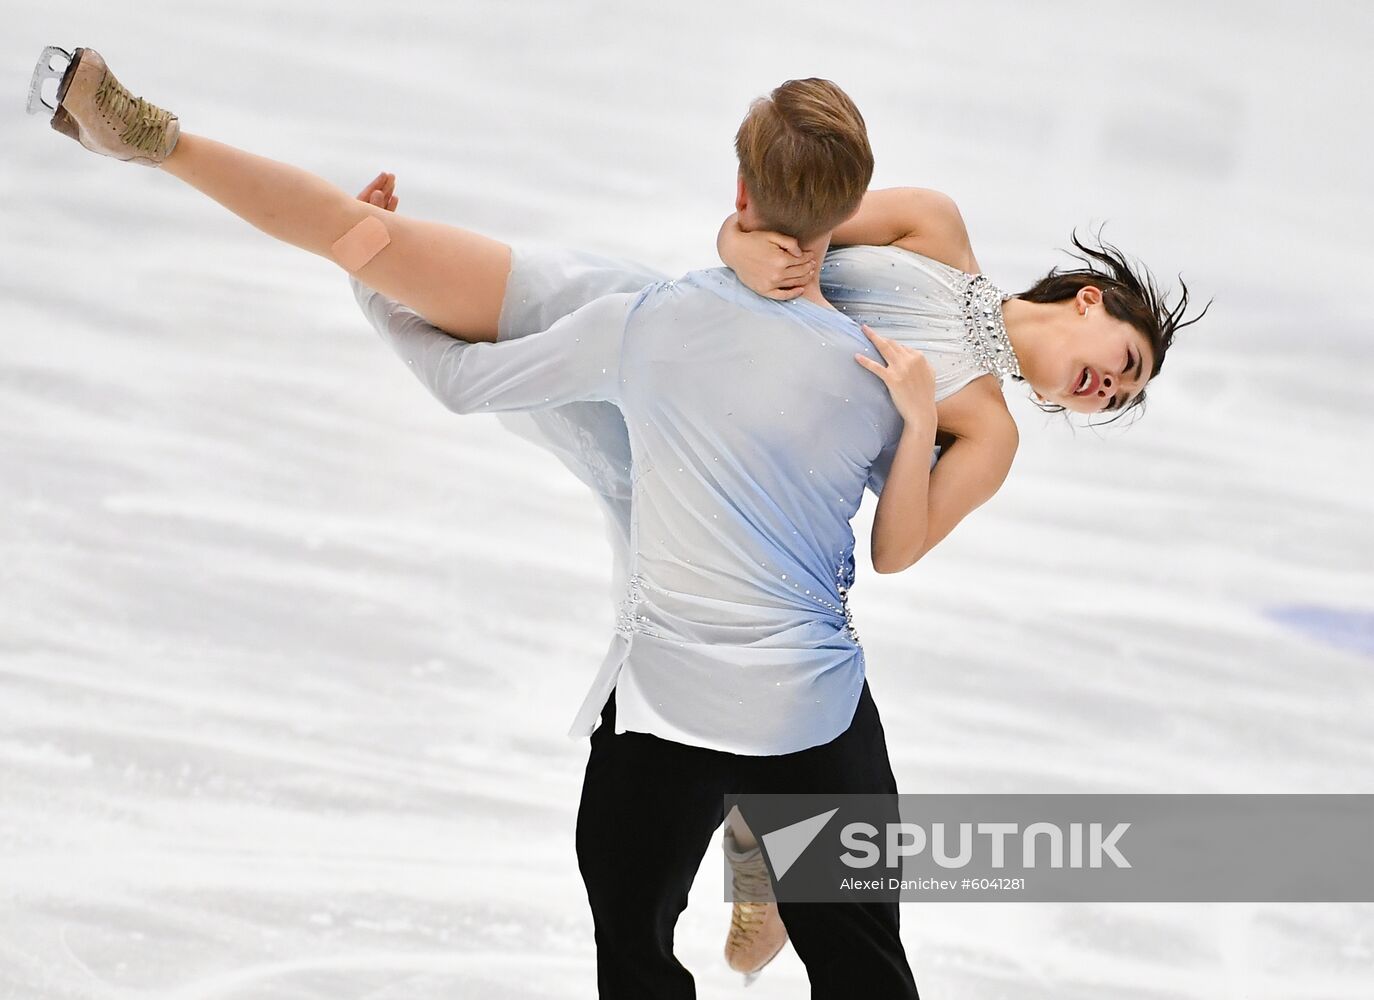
[{"left": 1264, "top": 605, "right": 1374, "bottom": 658}]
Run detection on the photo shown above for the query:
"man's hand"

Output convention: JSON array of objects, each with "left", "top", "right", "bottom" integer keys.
[
  {"left": 854, "top": 325, "right": 937, "bottom": 428},
  {"left": 356, "top": 171, "right": 399, "bottom": 211}
]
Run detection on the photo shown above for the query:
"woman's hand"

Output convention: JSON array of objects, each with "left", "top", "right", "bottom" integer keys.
[
  {"left": 356, "top": 171, "right": 399, "bottom": 211},
  {"left": 716, "top": 213, "right": 818, "bottom": 300},
  {"left": 854, "top": 325, "right": 937, "bottom": 427}
]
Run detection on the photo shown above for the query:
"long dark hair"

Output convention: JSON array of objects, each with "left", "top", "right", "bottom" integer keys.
[{"left": 1013, "top": 226, "right": 1211, "bottom": 424}]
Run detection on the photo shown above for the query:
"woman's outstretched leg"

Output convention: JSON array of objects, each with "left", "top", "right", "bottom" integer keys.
[
  {"left": 159, "top": 134, "right": 510, "bottom": 341},
  {"left": 41, "top": 46, "right": 509, "bottom": 342}
]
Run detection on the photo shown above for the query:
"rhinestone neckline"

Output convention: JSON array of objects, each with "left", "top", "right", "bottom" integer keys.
[{"left": 960, "top": 273, "right": 1021, "bottom": 382}]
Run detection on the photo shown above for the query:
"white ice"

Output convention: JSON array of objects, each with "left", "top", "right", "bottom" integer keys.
[{"left": 2, "top": 1, "right": 1373, "bottom": 997}]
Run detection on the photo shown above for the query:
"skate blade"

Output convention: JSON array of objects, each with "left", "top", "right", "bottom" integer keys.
[
  {"left": 739, "top": 938, "right": 786, "bottom": 987},
  {"left": 27, "top": 45, "right": 74, "bottom": 116}
]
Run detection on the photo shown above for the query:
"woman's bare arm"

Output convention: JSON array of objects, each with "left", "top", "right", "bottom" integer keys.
[
  {"left": 719, "top": 186, "right": 977, "bottom": 298},
  {"left": 908, "top": 416, "right": 1018, "bottom": 567},
  {"left": 858, "top": 363, "right": 1018, "bottom": 573},
  {"left": 830, "top": 187, "right": 968, "bottom": 252},
  {"left": 869, "top": 422, "right": 939, "bottom": 573},
  {"left": 853, "top": 327, "right": 941, "bottom": 572},
  {"left": 879, "top": 378, "right": 1017, "bottom": 572}
]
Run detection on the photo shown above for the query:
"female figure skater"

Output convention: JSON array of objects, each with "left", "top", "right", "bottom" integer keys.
[{"left": 30, "top": 46, "right": 1206, "bottom": 981}]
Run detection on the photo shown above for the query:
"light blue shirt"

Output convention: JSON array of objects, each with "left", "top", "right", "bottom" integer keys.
[{"left": 352, "top": 268, "right": 902, "bottom": 754}]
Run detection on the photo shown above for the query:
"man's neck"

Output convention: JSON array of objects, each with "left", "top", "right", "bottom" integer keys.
[
  {"left": 793, "top": 233, "right": 834, "bottom": 310},
  {"left": 732, "top": 210, "right": 837, "bottom": 309},
  {"left": 798, "top": 281, "right": 834, "bottom": 310}
]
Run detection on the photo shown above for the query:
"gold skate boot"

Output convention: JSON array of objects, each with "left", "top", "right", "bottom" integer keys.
[
  {"left": 723, "top": 827, "right": 789, "bottom": 984},
  {"left": 28, "top": 46, "right": 180, "bottom": 167},
  {"left": 725, "top": 901, "right": 789, "bottom": 984}
]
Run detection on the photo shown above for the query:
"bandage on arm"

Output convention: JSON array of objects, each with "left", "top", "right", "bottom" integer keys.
[{"left": 331, "top": 215, "right": 392, "bottom": 271}]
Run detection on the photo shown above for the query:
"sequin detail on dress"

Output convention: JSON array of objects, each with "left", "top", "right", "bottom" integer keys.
[{"left": 960, "top": 273, "right": 1020, "bottom": 381}]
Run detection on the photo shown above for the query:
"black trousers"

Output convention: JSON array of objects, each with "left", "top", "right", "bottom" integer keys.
[{"left": 574, "top": 681, "right": 919, "bottom": 999}]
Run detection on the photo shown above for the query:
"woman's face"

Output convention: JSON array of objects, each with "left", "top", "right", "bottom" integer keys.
[{"left": 1036, "top": 286, "right": 1155, "bottom": 415}]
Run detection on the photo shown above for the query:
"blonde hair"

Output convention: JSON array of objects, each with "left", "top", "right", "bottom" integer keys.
[{"left": 734, "top": 78, "right": 874, "bottom": 243}]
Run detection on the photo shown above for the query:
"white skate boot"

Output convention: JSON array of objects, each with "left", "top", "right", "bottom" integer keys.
[
  {"left": 28, "top": 46, "right": 180, "bottom": 167},
  {"left": 723, "top": 826, "right": 789, "bottom": 984}
]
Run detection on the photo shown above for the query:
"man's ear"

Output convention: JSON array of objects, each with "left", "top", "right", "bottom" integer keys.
[{"left": 735, "top": 173, "right": 748, "bottom": 215}]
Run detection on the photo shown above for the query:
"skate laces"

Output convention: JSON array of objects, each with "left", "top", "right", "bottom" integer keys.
[
  {"left": 729, "top": 901, "right": 770, "bottom": 941},
  {"left": 93, "top": 68, "right": 172, "bottom": 154},
  {"left": 730, "top": 846, "right": 774, "bottom": 945}
]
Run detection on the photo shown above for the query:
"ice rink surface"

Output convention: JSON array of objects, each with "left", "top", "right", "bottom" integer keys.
[{"left": 2, "top": 1, "right": 1372, "bottom": 997}]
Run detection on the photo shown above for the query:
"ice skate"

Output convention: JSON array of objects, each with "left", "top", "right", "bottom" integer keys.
[
  {"left": 28, "top": 46, "right": 180, "bottom": 167},
  {"left": 723, "top": 827, "right": 789, "bottom": 984}
]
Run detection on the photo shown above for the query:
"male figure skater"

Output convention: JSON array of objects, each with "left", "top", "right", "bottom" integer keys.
[{"left": 352, "top": 79, "right": 925, "bottom": 998}]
